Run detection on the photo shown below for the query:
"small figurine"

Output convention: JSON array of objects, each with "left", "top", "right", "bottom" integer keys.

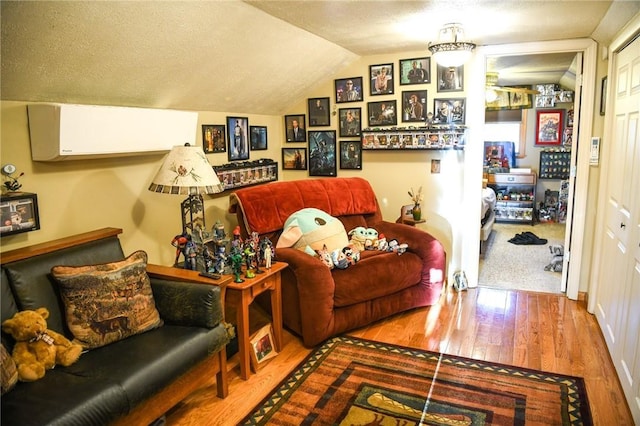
[
  {"left": 230, "top": 249, "right": 244, "bottom": 283},
  {"left": 263, "top": 242, "right": 273, "bottom": 269},
  {"left": 260, "top": 237, "right": 275, "bottom": 268},
  {"left": 1, "top": 164, "right": 24, "bottom": 192},
  {"left": 182, "top": 238, "right": 198, "bottom": 270}
]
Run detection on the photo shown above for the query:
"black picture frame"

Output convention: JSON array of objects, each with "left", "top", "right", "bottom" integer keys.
[
  {"left": 399, "top": 57, "right": 430, "bottom": 85},
  {"left": 202, "top": 124, "right": 226, "bottom": 153},
  {"left": 250, "top": 125, "right": 267, "bottom": 151},
  {"left": 436, "top": 64, "right": 464, "bottom": 92},
  {"left": 335, "top": 77, "right": 363, "bottom": 103},
  {"left": 600, "top": 76, "right": 607, "bottom": 116},
  {"left": 369, "top": 63, "right": 394, "bottom": 95},
  {"left": 226, "top": 116, "right": 250, "bottom": 161},
  {"left": 0, "top": 192, "right": 40, "bottom": 237},
  {"left": 282, "top": 148, "right": 307, "bottom": 170},
  {"left": 284, "top": 114, "right": 306, "bottom": 142},
  {"left": 367, "top": 100, "right": 398, "bottom": 127},
  {"left": 308, "top": 97, "right": 330, "bottom": 127},
  {"left": 401, "top": 90, "right": 428, "bottom": 123},
  {"left": 338, "top": 107, "right": 362, "bottom": 137},
  {"left": 308, "top": 130, "right": 337, "bottom": 177},
  {"left": 433, "top": 98, "right": 466, "bottom": 124},
  {"left": 339, "top": 140, "right": 362, "bottom": 170}
]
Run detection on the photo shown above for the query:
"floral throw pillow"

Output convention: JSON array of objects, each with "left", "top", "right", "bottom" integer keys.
[{"left": 52, "top": 251, "right": 163, "bottom": 349}]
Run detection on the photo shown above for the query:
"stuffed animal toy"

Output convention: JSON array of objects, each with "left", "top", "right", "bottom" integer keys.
[
  {"left": 348, "top": 227, "right": 368, "bottom": 251},
  {"left": 277, "top": 208, "right": 349, "bottom": 256},
  {"left": 1, "top": 308, "right": 83, "bottom": 382}
]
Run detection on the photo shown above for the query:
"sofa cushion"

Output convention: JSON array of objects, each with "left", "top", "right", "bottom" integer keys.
[
  {"left": 332, "top": 251, "right": 423, "bottom": 307},
  {"left": 52, "top": 251, "right": 162, "bottom": 349},
  {"left": 62, "top": 324, "right": 229, "bottom": 407},
  {"left": 0, "top": 367, "right": 129, "bottom": 426}
]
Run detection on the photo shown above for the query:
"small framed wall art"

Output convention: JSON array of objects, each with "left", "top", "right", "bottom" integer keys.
[
  {"left": 282, "top": 148, "right": 307, "bottom": 170},
  {"left": 433, "top": 98, "right": 466, "bottom": 125},
  {"left": 399, "top": 57, "right": 430, "bottom": 85},
  {"left": 202, "top": 125, "right": 226, "bottom": 153},
  {"left": 535, "top": 109, "right": 564, "bottom": 146},
  {"left": 250, "top": 126, "right": 267, "bottom": 151},
  {"left": 227, "top": 116, "right": 250, "bottom": 161},
  {"left": 367, "top": 100, "right": 397, "bottom": 127},
  {"left": 284, "top": 114, "right": 306, "bottom": 142},
  {"left": 338, "top": 107, "right": 362, "bottom": 137},
  {"left": 339, "top": 140, "right": 362, "bottom": 170},
  {"left": 0, "top": 192, "right": 40, "bottom": 237},
  {"left": 401, "top": 90, "right": 427, "bottom": 123},
  {"left": 308, "top": 131, "right": 336, "bottom": 177},
  {"left": 436, "top": 64, "right": 464, "bottom": 92},
  {"left": 335, "top": 77, "right": 363, "bottom": 103},
  {"left": 369, "top": 63, "right": 394, "bottom": 96},
  {"left": 308, "top": 97, "right": 330, "bottom": 127}
]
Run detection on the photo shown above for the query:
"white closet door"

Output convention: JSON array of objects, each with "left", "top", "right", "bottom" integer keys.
[{"left": 595, "top": 33, "right": 640, "bottom": 423}]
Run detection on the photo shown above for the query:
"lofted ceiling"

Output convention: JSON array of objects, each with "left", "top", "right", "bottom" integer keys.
[{"left": 1, "top": 1, "right": 638, "bottom": 115}]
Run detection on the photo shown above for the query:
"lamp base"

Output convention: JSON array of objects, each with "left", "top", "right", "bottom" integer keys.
[{"left": 181, "top": 194, "right": 205, "bottom": 235}]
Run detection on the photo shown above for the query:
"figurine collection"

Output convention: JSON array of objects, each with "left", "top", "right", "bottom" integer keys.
[{"left": 171, "top": 221, "right": 275, "bottom": 283}]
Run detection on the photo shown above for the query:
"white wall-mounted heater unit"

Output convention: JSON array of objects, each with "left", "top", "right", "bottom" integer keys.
[{"left": 28, "top": 103, "right": 198, "bottom": 161}]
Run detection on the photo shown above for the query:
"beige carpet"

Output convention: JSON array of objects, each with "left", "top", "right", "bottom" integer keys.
[{"left": 479, "top": 222, "right": 566, "bottom": 293}]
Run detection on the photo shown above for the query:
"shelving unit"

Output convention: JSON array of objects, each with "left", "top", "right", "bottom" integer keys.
[
  {"left": 487, "top": 172, "right": 537, "bottom": 225},
  {"left": 361, "top": 125, "right": 466, "bottom": 150}
]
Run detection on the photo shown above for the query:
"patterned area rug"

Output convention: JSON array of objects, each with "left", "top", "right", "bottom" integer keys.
[{"left": 242, "top": 336, "right": 592, "bottom": 425}]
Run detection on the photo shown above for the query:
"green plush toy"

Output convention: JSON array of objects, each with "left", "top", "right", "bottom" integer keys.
[{"left": 276, "top": 208, "right": 349, "bottom": 256}]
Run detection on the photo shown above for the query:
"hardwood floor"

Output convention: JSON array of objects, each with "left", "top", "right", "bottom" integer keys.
[{"left": 165, "top": 287, "right": 634, "bottom": 425}]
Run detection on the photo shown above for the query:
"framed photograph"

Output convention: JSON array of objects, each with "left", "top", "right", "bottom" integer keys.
[
  {"left": 536, "top": 109, "right": 564, "bottom": 146},
  {"left": 249, "top": 324, "right": 278, "bottom": 371},
  {"left": 508, "top": 90, "right": 533, "bottom": 109},
  {"left": 433, "top": 98, "right": 466, "bottom": 124},
  {"left": 250, "top": 126, "right": 267, "bottom": 151},
  {"left": 369, "top": 63, "right": 394, "bottom": 95},
  {"left": 308, "top": 97, "right": 330, "bottom": 127},
  {"left": 226, "top": 116, "right": 249, "bottom": 161},
  {"left": 600, "top": 76, "right": 607, "bottom": 116},
  {"left": 401, "top": 90, "right": 427, "bottom": 122},
  {"left": 202, "top": 125, "right": 226, "bottom": 153},
  {"left": 282, "top": 147, "right": 307, "bottom": 170},
  {"left": 0, "top": 192, "right": 40, "bottom": 237},
  {"left": 399, "top": 57, "right": 430, "bottom": 85},
  {"left": 339, "top": 140, "right": 362, "bottom": 170},
  {"left": 485, "top": 91, "right": 510, "bottom": 111},
  {"left": 308, "top": 130, "right": 337, "bottom": 177},
  {"left": 436, "top": 64, "right": 464, "bottom": 92},
  {"left": 338, "top": 107, "right": 362, "bottom": 137},
  {"left": 367, "top": 100, "right": 397, "bottom": 127},
  {"left": 335, "top": 77, "right": 363, "bottom": 103},
  {"left": 284, "top": 114, "right": 306, "bottom": 142}
]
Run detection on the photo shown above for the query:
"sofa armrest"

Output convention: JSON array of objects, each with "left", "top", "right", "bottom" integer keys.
[
  {"left": 147, "top": 264, "right": 225, "bottom": 328},
  {"left": 274, "top": 248, "right": 337, "bottom": 332}
]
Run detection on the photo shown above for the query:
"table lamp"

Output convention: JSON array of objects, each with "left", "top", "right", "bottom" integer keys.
[{"left": 148, "top": 143, "right": 223, "bottom": 235}]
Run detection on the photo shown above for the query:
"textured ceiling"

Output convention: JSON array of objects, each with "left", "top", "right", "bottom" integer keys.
[{"left": 2, "top": 1, "right": 638, "bottom": 114}]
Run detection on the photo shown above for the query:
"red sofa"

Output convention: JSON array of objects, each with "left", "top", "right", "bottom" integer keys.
[{"left": 229, "top": 177, "right": 446, "bottom": 347}]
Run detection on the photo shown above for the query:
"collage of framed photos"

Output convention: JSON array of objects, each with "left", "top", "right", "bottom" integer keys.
[
  {"left": 283, "top": 56, "right": 467, "bottom": 174},
  {"left": 202, "top": 116, "right": 269, "bottom": 163}
]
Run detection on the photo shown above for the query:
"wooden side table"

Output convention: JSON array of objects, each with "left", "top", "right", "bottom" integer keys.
[{"left": 225, "top": 261, "right": 287, "bottom": 380}]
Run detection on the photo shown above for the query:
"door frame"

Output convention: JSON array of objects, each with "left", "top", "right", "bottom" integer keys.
[{"left": 462, "top": 38, "right": 598, "bottom": 300}]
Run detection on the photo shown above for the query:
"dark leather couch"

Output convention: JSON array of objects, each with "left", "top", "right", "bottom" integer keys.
[
  {"left": 230, "top": 177, "right": 446, "bottom": 347},
  {"left": 1, "top": 228, "right": 231, "bottom": 426}
]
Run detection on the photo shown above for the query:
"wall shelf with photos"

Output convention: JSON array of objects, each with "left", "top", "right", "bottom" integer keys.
[
  {"left": 361, "top": 125, "right": 466, "bottom": 150},
  {"left": 213, "top": 159, "right": 278, "bottom": 192}
]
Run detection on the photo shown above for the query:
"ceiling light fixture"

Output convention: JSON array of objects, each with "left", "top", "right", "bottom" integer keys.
[{"left": 428, "top": 23, "right": 476, "bottom": 68}]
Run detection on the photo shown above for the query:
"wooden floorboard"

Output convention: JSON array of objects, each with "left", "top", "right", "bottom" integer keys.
[{"left": 165, "top": 286, "right": 634, "bottom": 425}]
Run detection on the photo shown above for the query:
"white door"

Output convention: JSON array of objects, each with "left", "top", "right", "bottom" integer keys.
[{"left": 594, "top": 33, "right": 640, "bottom": 423}]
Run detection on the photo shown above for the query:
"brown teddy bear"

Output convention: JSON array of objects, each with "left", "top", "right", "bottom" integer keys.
[{"left": 1, "top": 307, "right": 83, "bottom": 382}]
